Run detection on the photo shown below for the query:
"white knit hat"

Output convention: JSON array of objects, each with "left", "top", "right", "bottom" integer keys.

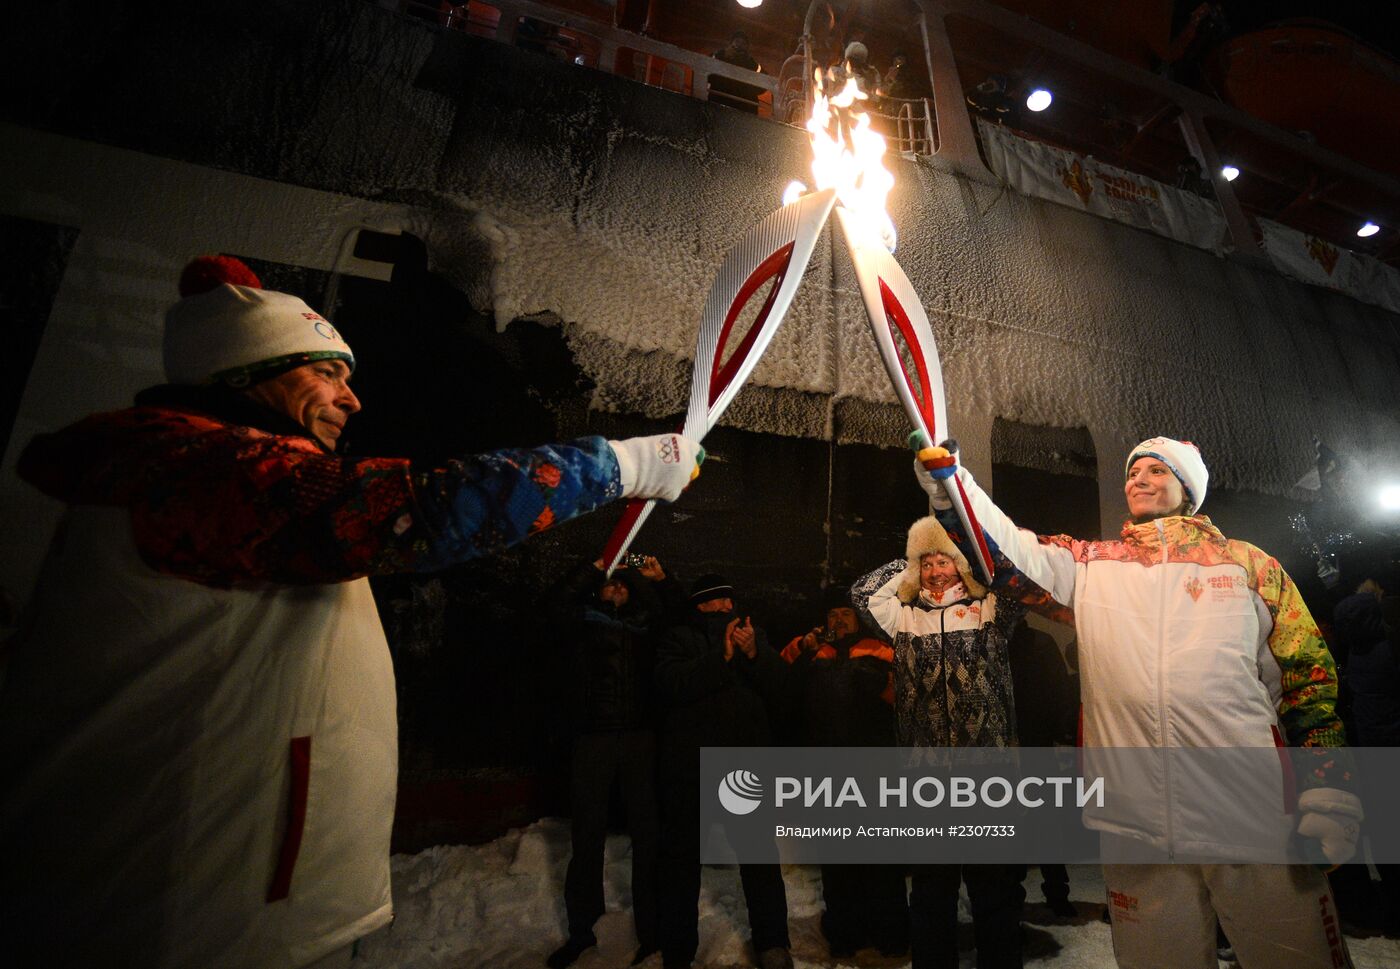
[
  {"left": 163, "top": 255, "right": 354, "bottom": 386},
  {"left": 1125, "top": 437, "right": 1208, "bottom": 514}
]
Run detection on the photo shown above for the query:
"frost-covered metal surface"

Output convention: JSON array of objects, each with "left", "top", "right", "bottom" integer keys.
[
  {"left": 405, "top": 21, "right": 1400, "bottom": 498},
  {"left": 2, "top": 0, "right": 1398, "bottom": 501}
]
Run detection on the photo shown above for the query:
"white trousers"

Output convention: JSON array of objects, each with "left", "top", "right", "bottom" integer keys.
[
  {"left": 303, "top": 944, "right": 354, "bottom": 968},
  {"left": 1103, "top": 863, "right": 1353, "bottom": 969}
]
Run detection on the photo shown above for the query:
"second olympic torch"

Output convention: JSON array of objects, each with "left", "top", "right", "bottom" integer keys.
[{"left": 834, "top": 205, "right": 996, "bottom": 584}]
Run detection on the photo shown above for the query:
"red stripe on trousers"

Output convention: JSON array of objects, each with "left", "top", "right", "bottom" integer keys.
[{"left": 267, "top": 735, "right": 311, "bottom": 902}]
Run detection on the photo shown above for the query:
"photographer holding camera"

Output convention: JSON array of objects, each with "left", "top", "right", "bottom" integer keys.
[
  {"left": 546, "top": 554, "right": 685, "bottom": 969},
  {"left": 655, "top": 575, "right": 793, "bottom": 969},
  {"left": 780, "top": 592, "right": 907, "bottom": 957}
]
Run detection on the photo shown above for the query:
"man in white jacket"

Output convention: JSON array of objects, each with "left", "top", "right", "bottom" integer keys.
[
  {"left": 915, "top": 434, "right": 1360, "bottom": 969},
  {"left": 0, "top": 255, "right": 703, "bottom": 969}
]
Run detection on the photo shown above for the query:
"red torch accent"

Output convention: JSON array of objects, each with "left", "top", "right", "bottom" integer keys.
[
  {"left": 710, "top": 243, "right": 795, "bottom": 405},
  {"left": 599, "top": 495, "right": 648, "bottom": 567},
  {"left": 951, "top": 472, "right": 997, "bottom": 584},
  {"left": 879, "top": 277, "right": 937, "bottom": 436}
]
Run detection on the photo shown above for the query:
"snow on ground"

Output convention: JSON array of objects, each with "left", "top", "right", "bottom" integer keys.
[{"left": 356, "top": 818, "right": 1400, "bottom": 969}]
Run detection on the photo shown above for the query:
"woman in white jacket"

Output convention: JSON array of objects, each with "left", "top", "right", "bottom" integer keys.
[{"left": 915, "top": 434, "right": 1359, "bottom": 969}]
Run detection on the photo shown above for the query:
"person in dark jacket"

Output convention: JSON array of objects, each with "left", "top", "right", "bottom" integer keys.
[
  {"left": 1333, "top": 576, "right": 1400, "bottom": 934},
  {"left": 548, "top": 556, "right": 684, "bottom": 968},
  {"left": 709, "top": 30, "right": 764, "bottom": 114},
  {"left": 782, "top": 592, "right": 908, "bottom": 957},
  {"left": 1007, "top": 623, "right": 1081, "bottom": 920},
  {"left": 655, "top": 574, "right": 792, "bottom": 969},
  {"left": 1333, "top": 577, "right": 1400, "bottom": 746}
]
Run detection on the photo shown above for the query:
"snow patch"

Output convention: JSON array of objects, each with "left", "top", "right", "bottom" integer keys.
[{"left": 355, "top": 819, "right": 1400, "bottom": 968}]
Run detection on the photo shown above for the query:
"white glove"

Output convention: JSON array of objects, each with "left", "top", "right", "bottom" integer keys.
[
  {"left": 609, "top": 434, "right": 704, "bottom": 502},
  {"left": 909, "top": 432, "right": 958, "bottom": 511},
  {"left": 913, "top": 455, "right": 953, "bottom": 510},
  {"left": 1297, "top": 787, "right": 1364, "bottom": 866}
]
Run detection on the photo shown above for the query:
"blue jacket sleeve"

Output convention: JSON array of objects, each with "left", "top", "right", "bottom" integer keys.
[{"left": 408, "top": 436, "right": 622, "bottom": 569}]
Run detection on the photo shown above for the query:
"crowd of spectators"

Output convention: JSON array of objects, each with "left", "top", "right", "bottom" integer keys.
[{"left": 546, "top": 529, "right": 1084, "bottom": 968}]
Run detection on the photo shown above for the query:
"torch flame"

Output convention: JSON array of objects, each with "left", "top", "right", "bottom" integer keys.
[
  {"left": 805, "top": 71, "right": 897, "bottom": 251},
  {"left": 782, "top": 180, "right": 808, "bottom": 206}
]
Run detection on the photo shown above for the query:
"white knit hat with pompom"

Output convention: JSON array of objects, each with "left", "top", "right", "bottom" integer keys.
[{"left": 163, "top": 255, "right": 354, "bottom": 386}]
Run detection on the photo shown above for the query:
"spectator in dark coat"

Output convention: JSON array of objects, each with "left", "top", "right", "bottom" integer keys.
[
  {"left": 1333, "top": 577, "right": 1400, "bottom": 934},
  {"left": 709, "top": 30, "right": 764, "bottom": 114},
  {"left": 655, "top": 574, "right": 792, "bottom": 969},
  {"left": 547, "top": 556, "right": 684, "bottom": 969},
  {"left": 1333, "top": 578, "right": 1400, "bottom": 746},
  {"left": 782, "top": 591, "right": 896, "bottom": 745},
  {"left": 825, "top": 40, "right": 880, "bottom": 98},
  {"left": 1008, "top": 623, "right": 1080, "bottom": 919},
  {"left": 781, "top": 591, "right": 908, "bottom": 956}
]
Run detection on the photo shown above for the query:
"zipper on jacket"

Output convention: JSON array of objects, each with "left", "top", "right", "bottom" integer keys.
[
  {"left": 939, "top": 606, "right": 952, "bottom": 744},
  {"left": 1154, "top": 520, "right": 1175, "bottom": 860}
]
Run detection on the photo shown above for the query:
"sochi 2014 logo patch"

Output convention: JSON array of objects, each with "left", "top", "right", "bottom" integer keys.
[{"left": 1184, "top": 577, "right": 1203, "bottom": 602}]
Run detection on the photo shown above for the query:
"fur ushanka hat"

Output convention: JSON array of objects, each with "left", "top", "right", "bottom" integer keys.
[{"left": 896, "top": 516, "right": 988, "bottom": 605}]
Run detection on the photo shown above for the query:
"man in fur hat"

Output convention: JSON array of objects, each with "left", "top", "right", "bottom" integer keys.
[
  {"left": 0, "top": 256, "right": 704, "bottom": 969},
  {"left": 851, "top": 518, "right": 1028, "bottom": 969},
  {"left": 916, "top": 435, "right": 1358, "bottom": 969}
]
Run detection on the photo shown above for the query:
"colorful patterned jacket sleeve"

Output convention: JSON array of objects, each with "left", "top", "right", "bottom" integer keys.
[
  {"left": 17, "top": 407, "right": 623, "bottom": 586},
  {"left": 1226, "top": 541, "right": 1346, "bottom": 750}
]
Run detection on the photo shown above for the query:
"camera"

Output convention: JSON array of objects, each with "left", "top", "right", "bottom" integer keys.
[{"left": 624, "top": 552, "right": 649, "bottom": 568}]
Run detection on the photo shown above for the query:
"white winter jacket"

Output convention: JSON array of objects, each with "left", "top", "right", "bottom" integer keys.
[
  {"left": 1, "top": 391, "right": 625, "bottom": 967},
  {"left": 1, "top": 509, "right": 396, "bottom": 968},
  {"left": 941, "top": 467, "right": 1347, "bottom": 859}
]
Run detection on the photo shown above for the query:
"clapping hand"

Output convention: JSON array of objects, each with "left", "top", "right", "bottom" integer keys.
[
  {"left": 733, "top": 617, "right": 757, "bottom": 658},
  {"left": 725, "top": 616, "right": 758, "bottom": 660}
]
